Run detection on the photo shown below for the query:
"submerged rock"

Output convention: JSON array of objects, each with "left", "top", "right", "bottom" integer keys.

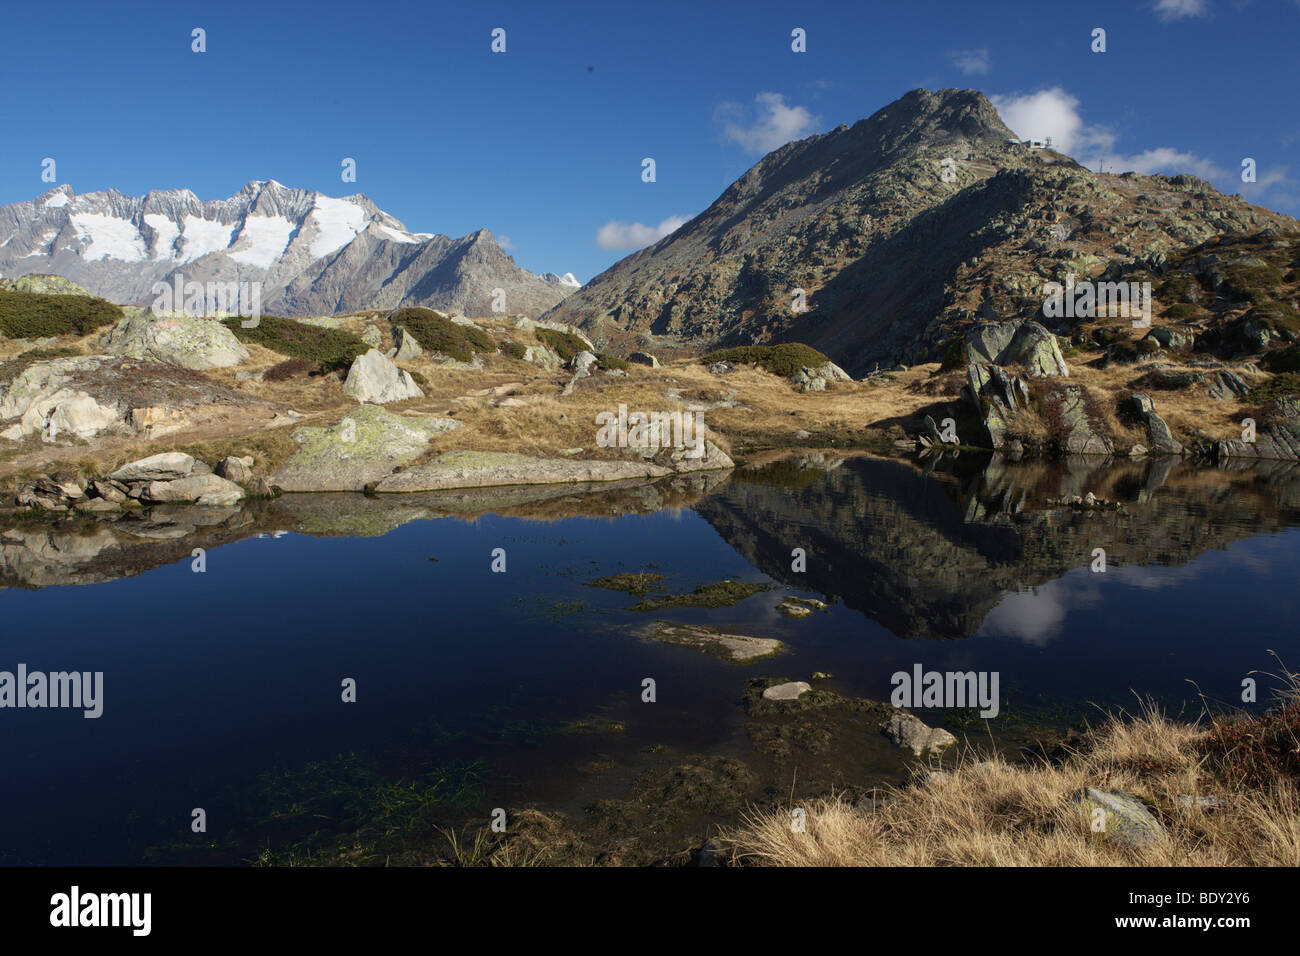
[
  {"left": 373, "top": 450, "right": 673, "bottom": 492},
  {"left": 640, "top": 621, "right": 782, "bottom": 662}
]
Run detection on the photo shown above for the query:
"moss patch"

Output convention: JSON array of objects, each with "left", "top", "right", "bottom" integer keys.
[{"left": 628, "top": 579, "right": 771, "bottom": 612}]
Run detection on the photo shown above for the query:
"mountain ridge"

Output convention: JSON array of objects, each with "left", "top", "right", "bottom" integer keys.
[{"left": 0, "top": 180, "right": 575, "bottom": 318}]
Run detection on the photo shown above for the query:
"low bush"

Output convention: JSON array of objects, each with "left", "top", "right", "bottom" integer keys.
[
  {"left": 390, "top": 308, "right": 494, "bottom": 362},
  {"left": 0, "top": 291, "right": 123, "bottom": 338},
  {"left": 222, "top": 315, "right": 368, "bottom": 373},
  {"left": 700, "top": 343, "right": 830, "bottom": 379},
  {"left": 534, "top": 328, "right": 589, "bottom": 363},
  {"left": 263, "top": 357, "right": 318, "bottom": 382}
]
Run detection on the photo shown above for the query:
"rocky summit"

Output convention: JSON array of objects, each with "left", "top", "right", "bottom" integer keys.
[{"left": 544, "top": 88, "right": 1298, "bottom": 375}]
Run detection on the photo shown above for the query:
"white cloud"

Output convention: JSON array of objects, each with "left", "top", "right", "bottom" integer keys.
[
  {"left": 497, "top": 234, "right": 515, "bottom": 249},
  {"left": 992, "top": 86, "right": 1226, "bottom": 180},
  {"left": 595, "top": 215, "right": 689, "bottom": 250},
  {"left": 951, "top": 47, "right": 991, "bottom": 76},
  {"left": 715, "top": 92, "right": 821, "bottom": 154},
  {"left": 1153, "top": 0, "right": 1210, "bottom": 20}
]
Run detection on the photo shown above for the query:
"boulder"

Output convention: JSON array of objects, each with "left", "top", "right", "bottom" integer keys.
[
  {"left": 882, "top": 712, "right": 957, "bottom": 756},
  {"left": 343, "top": 349, "right": 424, "bottom": 404},
  {"left": 1129, "top": 393, "right": 1183, "bottom": 455},
  {"left": 1050, "top": 385, "right": 1114, "bottom": 456},
  {"left": 361, "top": 325, "right": 384, "bottom": 349},
  {"left": 628, "top": 351, "right": 660, "bottom": 368},
  {"left": 110, "top": 452, "right": 196, "bottom": 482},
  {"left": 523, "top": 345, "right": 562, "bottom": 370},
  {"left": 139, "top": 473, "right": 245, "bottom": 506},
  {"left": 510, "top": 317, "right": 595, "bottom": 351},
  {"left": 391, "top": 326, "right": 423, "bottom": 360},
  {"left": 104, "top": 312, "right": 250, "bottom": 370},
  {"left": 965, "top": 362, "right": 1031, "bottom": 449},
  {"left": 1075, "top": 788, "right": 1165, "bottom": 848},
  {"left": 762, "top": 681, "right": 812, "bottom": 701},
  {"left": 271, "top": 404, "right": 462, "bottom": 492},
  {"left": 965, "top": 320, "right": 1069, "bottom": 377},
  {"left": 214, "top": 456, "right": 254, "bottom": 485},
  {"left": 571, "top": 351, "right": 598, "bottom": 374}
]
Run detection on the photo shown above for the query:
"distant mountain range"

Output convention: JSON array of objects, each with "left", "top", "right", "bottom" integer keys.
[
  {"left": 544, "top": 88, "right": 1299, "bottom": 374},
  {"left": 0, "top": 180, "right": 578, "bottom": 317}
]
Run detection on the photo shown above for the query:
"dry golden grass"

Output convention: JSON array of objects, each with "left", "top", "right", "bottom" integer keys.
[{"left": 719, "top": 703, "right": 1300, "bottom": 866}]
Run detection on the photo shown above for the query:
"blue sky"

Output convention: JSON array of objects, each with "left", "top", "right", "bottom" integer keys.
[{"left": 1, "top": 0, "right": 1296, "bottom": 282}]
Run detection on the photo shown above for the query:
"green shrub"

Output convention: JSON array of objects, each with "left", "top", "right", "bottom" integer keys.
[
  {"left": 1249, "top": 372, "right": 1300, "bottom": 406},
  {"left": 389, "top": 308, "right": 494, "bottom": 362},
  {"left": 0, "top": 291, "right": 123, "bottom": 339},
  {"left": 499, "top": 339, "right": 527, "bottom": 360},
  {"left": 263, "top": 357, "right": 317, "bottom": 382},
  {"left": 534, "top": 328, "right": 589, "bottom": 363},
  {"left": 1162, "top": 303, "right": 1203, "bottom": 320},
  {"left": 1264, "top": 344, "right": 1300, "bottom": 374},
  {"left": 700, "top": 343, "right": 831, "bottom": 379},
  {"left": 938, "top": 337, "right": 966, "bottom": 372},
  {"left": 407, "top": 368, "right": 428, "bottom": 388},
  {"left": 596, "top": 352, "right": 629, "bottom": 371},
  {"left": 222, "top": 315, "right": 367, "bottom": 373}
]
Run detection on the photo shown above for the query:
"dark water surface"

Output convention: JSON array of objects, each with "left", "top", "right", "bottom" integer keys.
[{"left": 2, "top": 453, "right": 1298, "bottom": 863}]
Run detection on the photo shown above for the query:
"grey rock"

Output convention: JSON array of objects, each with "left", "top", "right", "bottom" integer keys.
[
  {"left": 628, "top": 351, "right": 660, "bottom": 368},
  {"left": 343, "top": 349, "right": 424, "bottom": 404},
  {"left": 1076, "top": 787, "right": 1165, "bottom": 848},
  {"left": 882, "top": 712, "right": 957, "bottom": 756},
  {"left": 762, "top": 681, "right": 812, "bottom": 700},
  {"left": 215, "top": 456, "right": 254, "bottom": 485},
  {"left": 104, "top": 312, "right": 250, "bottom": 370},
  {"left": 139, "top": 473, "right": 245, "bottom": 506},
  {"left": 391, "top": 326, "right": 423, "bottom": 360},
  {"left": 110, "top": 452, "right": 196, "bottom": 482},
  {"left": 271, "top": 404, "right": 462, "bottom": 492}
]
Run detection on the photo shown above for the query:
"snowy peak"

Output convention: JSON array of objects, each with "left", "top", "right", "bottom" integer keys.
[{"left": 0, "top": 183, "right": 578, "bottom": 318}]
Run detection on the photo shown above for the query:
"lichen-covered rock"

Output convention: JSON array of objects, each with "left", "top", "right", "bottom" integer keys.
[
  {"left": 104, "top": 312, "right": 250, "bottom": 370},
  {"left": 391, "top": 326, "right": 423, "bottom": 360},
  {"left": 342, "top": 349, "right": 424, "bottom": 404},
  {"left": 523, "top": 345, "right": 562, "bottom": 370},
  {"left": 1075, "top": 787, "right": 1165, "bottom": 848},
  {"left": 966, "top": 362, "right": 1031, "bottom": 449},
  {"left": 214, "top": 456, "right": 254, "bottom": 485},
  {"left": 965, "top": 320, "right": 1069, "bottom": 377},
  {"left": 1050, "top": 385, "right": 1114, "bottom": 456},
  {"left": 271, "top": 404, "right": 462, "bottom": 492}
]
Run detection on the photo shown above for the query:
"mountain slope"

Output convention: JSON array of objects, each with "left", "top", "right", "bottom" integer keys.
[
  {"left": 544, "top": 88, "right": 1298, "bottom": 374},
  {"left": 0, "top": 181, "right": 574, "bottom": 318}
]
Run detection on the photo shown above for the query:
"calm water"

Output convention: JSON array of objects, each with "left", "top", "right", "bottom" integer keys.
[{"left": 2, "top": 453, "right": 1298, "bottom": 863}]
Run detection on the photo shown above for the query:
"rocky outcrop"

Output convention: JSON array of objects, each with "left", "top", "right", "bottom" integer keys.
[
  {"left": 1129, "top": 393, "right": 1183, "bottom": 455},
  {"left": 271, "top": 404, "right": 462, "bottom": 492},
  {"left": 966, "top": 321, "right": 1069, "bottom": 378},
  {"left": 1216, "top": 395, "right": 1300, "bottom": 462},
  {"left": 342, "top": 349, "right": 424, "bottom": 404},
  {"left": 1047, "top": 385, "right": 1114, "bottom": 456},
  {"left": 110, "top": 452, "right": 196, "bottom": 482},
  {"left": 104, "top": 311, "right": 250, "bottom": 370},
  {"left": 138, "top": 473, "right": 244, "bottom": 506},
  {"left": 390, "top": 326, "right": 422, "bottom": 360},
  {"left": 965, "top": 362, "right": 1031, "bottom": 449}
]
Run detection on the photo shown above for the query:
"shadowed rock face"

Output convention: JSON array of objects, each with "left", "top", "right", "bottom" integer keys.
[{"left": 691, "top": 453, "right": 1300, "bottom": 640}]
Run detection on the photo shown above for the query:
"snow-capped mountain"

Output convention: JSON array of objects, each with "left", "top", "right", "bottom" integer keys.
[{"left": 0, "top": 181, "right": 577, "bottom": 317}]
